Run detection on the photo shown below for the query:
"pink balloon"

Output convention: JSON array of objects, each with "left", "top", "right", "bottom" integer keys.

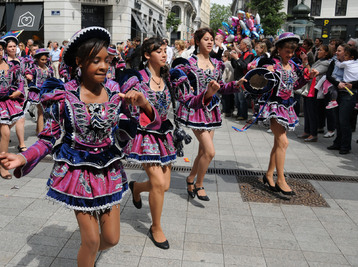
[{"left": 247, "top": 19, "right": 254, "bottom": 31}]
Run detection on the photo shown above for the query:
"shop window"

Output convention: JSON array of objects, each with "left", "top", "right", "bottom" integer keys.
[
  {"left": 311, "top": 0, "right": 321, "bottom": 16},
  {"left": 335, "top": 0, "right": 347, "bottom": 16},
  {"left": 330, "top": 25, "right": 347, "bottom": 40}
]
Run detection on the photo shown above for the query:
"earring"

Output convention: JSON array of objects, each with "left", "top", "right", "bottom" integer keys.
[
  {"left": 197, "top": 46, "right": 200, "bottom": 54},
  {"left": 76, "top": 67, "right": 82, "bottom": 77}
]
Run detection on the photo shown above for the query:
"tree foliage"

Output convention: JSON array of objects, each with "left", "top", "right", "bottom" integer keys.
[
  {"left": 247, "top": 0, "right": 286, "bottom": 36},
  {"left": 210, "top": 4, "right": 232, "bottom": 34},
  {"left": 166, "top": 12, "right": 181, "bottom": 32}
]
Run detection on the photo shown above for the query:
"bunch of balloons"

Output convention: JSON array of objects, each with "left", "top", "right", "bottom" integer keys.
[{"left": 218, "top": 11, "right": 264, "bottom": 44}]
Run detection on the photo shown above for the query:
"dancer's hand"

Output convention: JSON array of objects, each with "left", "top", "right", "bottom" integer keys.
[
  {"left": 119, "top": 90, "right": 149, "bottom": 109},
  {"left": 206, "top": 80, "right": 220, "bottom": 98},
  {"left": 0, "top": 152, "right": 26, "bottom": 170},
  {"left": 9, "top": 90, "right": 22, "bottom": 99},
  {"left": 119, "top": 91, "right": 153, "bottom": 119},
  {"left": 236, "top": 77, "right": 247, "bottom": 88},
  {"left": 267, "top": 65, "right": 275, "bottom": 72}
]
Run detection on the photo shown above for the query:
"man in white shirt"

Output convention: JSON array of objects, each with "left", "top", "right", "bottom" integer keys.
[
  {"left": 181, "top": 35, "right": 195, "bottom": 59},
  {"left": 50, "top": 41, "right": 61, "bottom": 78}
]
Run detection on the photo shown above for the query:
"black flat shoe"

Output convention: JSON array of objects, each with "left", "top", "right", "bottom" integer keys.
[
  {"left": 262, "top": 175, "right": 277, "bottom": 191},
  {"left": 186, "top": 177, "right": 195, "bottom": 198},
  {"left": 194, "top": 184, "right": 210, "bottom": 201},
  {"left": 129, "top": 181, "right": 142, "bottom": 209},
  {"left": 149, "top": 226, "right": 169, "bottom": 249},
  {"left": 275, "top": 184, "right": 296, "bottom": 196}
]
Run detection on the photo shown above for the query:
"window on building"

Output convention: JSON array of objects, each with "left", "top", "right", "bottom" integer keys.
[
  {"left": 287, "top": 0, "right": 298, "bottom": 15},
  {"left": 355, "top": 25, "right": 358, "bottom": 38},
  {"left": 335, "top": 0, "right": 347, "bottom": 16},
  {"left": 311, "top": 0, "right": 321, "bottom": 16},
  {"left": 171, "top": 6, "right": 181, "bottom": 19},
  {"left": 331, "top": 25, "right": 347, "bottom": 40}
]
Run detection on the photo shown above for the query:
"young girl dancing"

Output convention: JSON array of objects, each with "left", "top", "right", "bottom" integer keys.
[
  {"left": 173, "top": 27, "right": 242, "bottom": 201},
  {"left": 0, "top": 39, "right": 25, "bottom": 179},
  {"left": 0, "top": 27, "right": 158, "bottom": 266},
  {"left": 121, "top": 37, "right": 221, "bottom": 249},
  {"left": 259, "top": 33, "right": 317, "bottom": 195},
  {"left": 26, "top": 48, "right": 54, "bottom": 134}
]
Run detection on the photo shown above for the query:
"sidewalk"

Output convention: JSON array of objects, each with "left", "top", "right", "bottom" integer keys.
[{"left": 0, "top": 114, "right": 358, "bottom": 266}]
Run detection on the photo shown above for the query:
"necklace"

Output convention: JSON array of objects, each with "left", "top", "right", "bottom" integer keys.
[{"left": 151, "top": 76, "right": 162, "bottom": 89}]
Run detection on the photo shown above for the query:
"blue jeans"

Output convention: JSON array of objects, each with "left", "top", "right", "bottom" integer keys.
[
  {"left": 333, "top": 91, "right": 357, "bottom": 151},
  {"left": 234, "top": 92, "right": 248, "bottom": 119}
]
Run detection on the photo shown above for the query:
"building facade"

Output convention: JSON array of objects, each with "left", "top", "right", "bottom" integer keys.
[
  {"left": 0, "top": 0, "right": 209, "bottom": 46},
  {"left": 165, "top": 0, "right": 210, "bottom": 44},
  {"left": 0, "top": 0, "right": 166, "bottom": 46},
  {"left": 230, "top": 0, "right": 358, "bottom": 42}
]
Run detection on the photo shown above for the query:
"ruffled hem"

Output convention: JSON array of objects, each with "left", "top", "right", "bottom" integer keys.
[
  {"left": 258, "top": 99, "right": 298, "bottom": 131},
  {"left": 45, "top": 183, "right": 128, "bottom": 214},
  {"left": 259, "top": 115, "right": 299, "bottom": 131},
  {"left": 0, "top": 98, "right": 26, "bottom": 124},
  {"left": 125, "top": 153, "right": 177, "bottom": 166},
  {"left": 0, "top": 113, "right": 25, "bottom": 125},
  {"left": 176, "top": 117, "right": 222, "bottom": 130},
  {"left": 176, "top": 105, "right": 222, "bottom": 130}
]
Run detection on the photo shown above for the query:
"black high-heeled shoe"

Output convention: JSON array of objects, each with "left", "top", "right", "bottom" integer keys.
[
  {"left": 186, "top": 177, "right": 195, "bottom": 198},
  {"left": 149, "top": 226, "right": 169, "bottom": 249},
  {"left": 262, "top": 175, "right": 277, "bottom": 191},
  {"left": 275, "top": 183, "right": 296, "bottom": 196},
  {"left": 194, "top": 184, "right": 210, "bottom": 201},
  {"left": 129, "top": 181, "right": 142, "bottom": 209}
]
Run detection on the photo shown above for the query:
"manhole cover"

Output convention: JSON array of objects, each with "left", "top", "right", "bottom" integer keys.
[{"left": 237, "top": 176, "right": 329, "bottom": 207}]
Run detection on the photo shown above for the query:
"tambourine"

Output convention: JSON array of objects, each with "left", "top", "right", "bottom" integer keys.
[{"left": 243, "top": 68, "right": 278, "bottom": 95}]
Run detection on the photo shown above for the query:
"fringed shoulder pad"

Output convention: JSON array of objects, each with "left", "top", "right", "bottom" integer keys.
[
  {"left": 116, "top": 69, "right": 143, "bottom": 93},
  {"left": 40, "top": 78, "right": 66, "bottom": 105}
]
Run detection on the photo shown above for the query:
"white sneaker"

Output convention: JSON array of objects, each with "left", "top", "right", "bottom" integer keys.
[
  {"left": 267, "top": 129, "right": 272, "bottom": 133},
  {"left": 323, "top": 131, "right": 335, "bottom": 138},
  {"left": 326, "top": 100, "right": 338, "bottom": 109}
]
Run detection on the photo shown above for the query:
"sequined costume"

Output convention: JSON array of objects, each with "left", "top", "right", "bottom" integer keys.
[
  {"left": 16, "top": 78, "right": 160, "bottom": 213},
  {"left": 258, "top": 59, "right": 309, "bottom": 130},
  {"left": 173, "top": 55, "right": 240, "bottom": 130},
  {"left": 122, "top": 68, "right": 207, "bottom": 165},
  {"left": 0, "top": 61, "right": 25, "bottom": 124},
  {"left": 27, "top": 64, "right": 54, "bottom": 103}
]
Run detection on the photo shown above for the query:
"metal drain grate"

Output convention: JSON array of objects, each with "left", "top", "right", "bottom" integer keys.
[{"left": 122, "top": 163, "right": 358, "bottom": 183}]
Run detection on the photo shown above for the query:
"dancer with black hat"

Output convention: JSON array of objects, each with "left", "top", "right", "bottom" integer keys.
[
  {"left": 0, "top": 26, "right": 158, "bottom": 266},
  {"left": 0, "top": 38, "right": 26, "bottom": 180},
  {"left": 2, "top": 33, "right": 28, "bottom": 154},
  {"left": 258, "top": 32, "right": 318, "bottom": 195},
  {"left": 26, "top": 48, "right": 54, "bottom": 134}
]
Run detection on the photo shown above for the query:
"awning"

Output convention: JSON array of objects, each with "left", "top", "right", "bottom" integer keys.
[
  {"left": 11, "top": 4, "right": 43, "bottom": 31},
  {"left": 132, "top": 12, "right": 147, "bottom": 33}
]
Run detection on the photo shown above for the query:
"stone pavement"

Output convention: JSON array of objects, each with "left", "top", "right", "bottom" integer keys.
[{"left": 1, "top": 114, "right": 358, "bottom": 266}]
